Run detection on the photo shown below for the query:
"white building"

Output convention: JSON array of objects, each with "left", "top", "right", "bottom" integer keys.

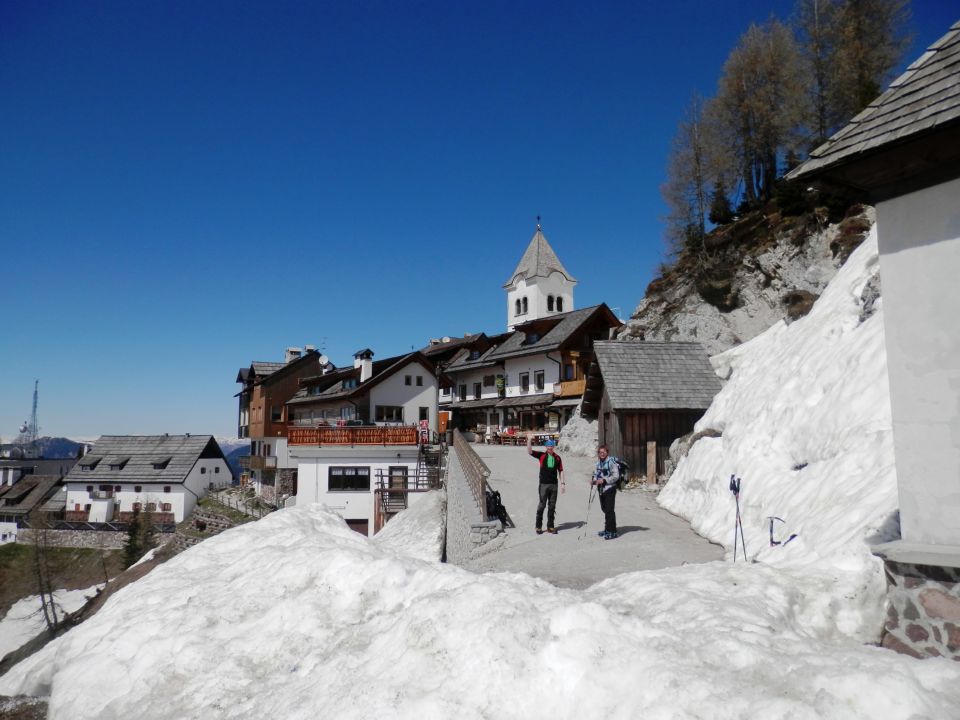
[
  {"left": 504, "top": 221, "right": 577, "bottom": 331},
  {"left": 63, "top": 435, "right": 233, "bottom": 525}
]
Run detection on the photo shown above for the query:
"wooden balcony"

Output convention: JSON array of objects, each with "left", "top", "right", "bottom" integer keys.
[
  {"left": 288, "top": 425, "right": 420, "bottom": 446},
  {"left": 554, "top": 379, "right": 586, "bottom": 398},
  {"left": 247, "top": 455, "right": 277, "bottom": 470}
]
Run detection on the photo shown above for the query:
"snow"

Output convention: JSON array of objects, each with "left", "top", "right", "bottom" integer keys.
[
  {"left": 372, "top": 489, "right": 445, "bottom": 562},
  {"left": 0, "top": 585, "right": 102, "bottom": 659},
  {"left": 1, "top": 231, "right": 959, "bottom": 717}
]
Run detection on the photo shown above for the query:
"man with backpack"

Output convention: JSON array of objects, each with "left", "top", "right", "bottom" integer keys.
[
  {"left": 592, "top": 444, "right": 620, "bottom": 539},
  {"left": 527, "top": 434, "right": 565, "bottom": 534}
]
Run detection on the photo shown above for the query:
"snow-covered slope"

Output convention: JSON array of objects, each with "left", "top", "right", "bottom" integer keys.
[
  {"left": 0, "top": 585, "right": 102, "bottom": 659},
  {"left": 659, "top": 230, "right": 896, "bottom": 563}
]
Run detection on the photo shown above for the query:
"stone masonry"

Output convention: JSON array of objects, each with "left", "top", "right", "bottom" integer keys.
[
  {"left": 881, "top": 560, "right": 960, "bottom": 661},
  {"left": 445, "top": 445, "right": 501, "bottom": 565}
]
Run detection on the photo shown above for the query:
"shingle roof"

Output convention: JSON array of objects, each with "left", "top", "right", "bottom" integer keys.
[
  {"left": 65, "top": 435, "right": 225, "bottom": 485},
  {"left": 251, "top": 361, "right": 285, "bottom": 377},
  {"left": 504, "top": 226, "right": 576, "bottom": 288},
  {"left": 487, "top": 305, "right": 612, "bottom": 360},
  {"left": 591, "top": 341, "right": 721, "bottom": 410},
  {"left": 0, "top": 475, "right": 62, "bottom": 515},
  {"left": 788, "top": 21, "right": 960, "bottom": 182}
]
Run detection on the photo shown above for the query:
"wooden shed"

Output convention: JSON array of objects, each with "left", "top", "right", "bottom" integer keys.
[{"left": 581, "top": 341, "right": 721, "bottom": 482}]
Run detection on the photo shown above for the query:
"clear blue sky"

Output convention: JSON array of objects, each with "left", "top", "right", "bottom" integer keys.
[{"left": 1, "top": 1, "right": 955, "bottom": 440}]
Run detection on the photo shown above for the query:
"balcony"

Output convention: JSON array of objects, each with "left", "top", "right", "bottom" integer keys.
[
  {"left": 289, "top": 425, "right": 420, "bottom": 446},
  {"left": 554, "top": 379, "right": 586, "bottom": 398},
  {"left": 247, "top": 455, "right": 278, "bottom": 470}
]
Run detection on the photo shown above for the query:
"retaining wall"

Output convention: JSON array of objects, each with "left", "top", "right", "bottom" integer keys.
[
  {"left": 445, "top": 444, "right": 501, "bottom": 565},
  {"left": 881, "top": 560, "right": 960, "bottom": 661}
]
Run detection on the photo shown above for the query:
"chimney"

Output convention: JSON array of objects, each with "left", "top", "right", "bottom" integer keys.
[
  {"left": 353, "top": 349, "right": 374, "bottom": 383},
  {"left": 304, "top": 344, "right": 316, "bottom": 352},
  {"left": 285, "top": 347, "right": 303, "bottom": 363}
]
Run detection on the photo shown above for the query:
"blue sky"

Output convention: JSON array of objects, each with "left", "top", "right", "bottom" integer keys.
[{"left": 1, "top": 1, "right": 956, "bottom": 440}]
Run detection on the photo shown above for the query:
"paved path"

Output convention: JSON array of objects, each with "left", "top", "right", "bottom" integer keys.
[{"left": 463, "top": 444, "right": 722, "bottom": 589}]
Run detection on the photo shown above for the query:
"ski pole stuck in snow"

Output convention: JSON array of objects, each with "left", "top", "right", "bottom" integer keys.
[{"left": 729, "top": 475, "right": 747, "bottom": 562}]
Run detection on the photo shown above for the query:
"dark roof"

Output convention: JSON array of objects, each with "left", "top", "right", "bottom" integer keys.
[
  {"left": 504, "top": 226, "right": 576, "bottom": 287},
  {"left": 288, "top": 352, "right": 441, "bottom": 407},
  {"left": 0, "top": 475, "right": 62, "bottom": 515},
  {"left": 251, "top": 361, "right": 285, "bottom": 376},
  {"left": 419, "top": 334, "right": 482, "bottom": 357},
  {"left": 65, "top": 435, "right": 226, "bottom": 485},
  {"left": 788, "top": 21, "right": 960, "bottom": 191},
  {"left": 487, "top": 305, "right": 618, "bottom": 361},
  {"left": 449, "top": 398, "right": 501, "bottom": 410},
  {"left": 496, "top": 393, "right": 554, "bottom": 408},
  {"left": 585, "top": 341, "right": 721, "bottom": 413}
]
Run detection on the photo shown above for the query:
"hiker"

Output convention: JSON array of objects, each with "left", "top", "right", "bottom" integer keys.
[
  {"left": 527, "top": 433, "right": 564, "bottom": 534},
  {"left": 592, "top": 444, "right": 619, "bottom": 539}
]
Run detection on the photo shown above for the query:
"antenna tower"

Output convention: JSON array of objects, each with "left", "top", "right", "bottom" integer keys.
[{"left": 17, "top": 380, "right": 40, "bottom": 452}]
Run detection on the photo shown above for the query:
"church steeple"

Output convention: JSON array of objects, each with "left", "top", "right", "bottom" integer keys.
[{"left": 504, "top": 220, "right": 577, "bottom": 330}]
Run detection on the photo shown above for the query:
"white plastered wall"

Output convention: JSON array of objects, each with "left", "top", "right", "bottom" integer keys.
[
  {"left": 369, "top": 365, "right": 438, "bottom": 431},
  {"left": 876, "top": 175, "right": 960, "bottom": 546}
]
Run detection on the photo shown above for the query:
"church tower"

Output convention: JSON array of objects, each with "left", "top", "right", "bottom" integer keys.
[{"left": 503, "top": 220, "right": 577, "bottom": 330}]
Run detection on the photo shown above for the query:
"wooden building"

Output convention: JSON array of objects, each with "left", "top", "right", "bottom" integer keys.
[{"left": 581, "top": 341, "right": 721, "bottom": 482}]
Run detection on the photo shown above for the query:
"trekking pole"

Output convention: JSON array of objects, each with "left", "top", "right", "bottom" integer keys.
[
  {"left": 578, "top": 482, "right": 596, "bottom": 540},
  {"left": 729, "top": 475, "right": 747, "bottom": 562}
]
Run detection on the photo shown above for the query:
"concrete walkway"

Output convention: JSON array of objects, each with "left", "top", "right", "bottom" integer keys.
[{"left": 463, "top": 444, "right": 722, "bottom": 589}]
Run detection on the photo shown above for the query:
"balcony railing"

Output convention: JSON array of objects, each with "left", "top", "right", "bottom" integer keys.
[
  {"left": 238, "top": 456, "right": 251, "bottom": 470},
  {"left": 554, "top": 379, "right": 586, "bottom": 398},
  {"left": 247, "top": 455, "right": 277, "bottom": 470},
  {"left": 288, "top": 425, "right": 420, "bottom": 446}
]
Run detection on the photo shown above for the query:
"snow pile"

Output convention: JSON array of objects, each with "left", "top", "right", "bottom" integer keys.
[
  {"left": 372, "top": 489, "right": 445, "bottom": 562},
  {"left": 0, "top": 585, "right": 102, "bottom": 659},
  {"left": 660, "top": 230, "right": 896, "bottom": 566},
  {"left": 2, "top": 504, "right": 959, "bottom": 719}
]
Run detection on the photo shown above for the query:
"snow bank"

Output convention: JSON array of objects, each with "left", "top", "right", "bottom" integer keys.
[
  {"left": 0, "top": 585, "right": 102, "bottom": 659},
  {"left": 1, "top": 505, "right": 958, "bottom": 719},
  {"left": 660, "top": 231, "right": 896, "bottom": 563},
  {"left": 372, "top": 489, "right": 445, "bottom": 562}
]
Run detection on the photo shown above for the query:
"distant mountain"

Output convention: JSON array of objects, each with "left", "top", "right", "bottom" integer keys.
[{"left": 35, "top": 436, "right": 82, "bottom": 459}]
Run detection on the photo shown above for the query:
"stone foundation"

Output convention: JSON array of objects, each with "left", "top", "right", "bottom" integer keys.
[{"left": 881, "top": 559, "right": 960, "bottom": 661}]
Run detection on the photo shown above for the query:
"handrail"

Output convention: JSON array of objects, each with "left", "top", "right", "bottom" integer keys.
[
  {"left": 288, "top": 425, "right": 420, "bottom": 446},
  {"left": 452, "top": 428, "right": 490, "bottom": 521}
]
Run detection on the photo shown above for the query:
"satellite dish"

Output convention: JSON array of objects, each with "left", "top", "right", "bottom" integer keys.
[{"left": 19, "top": 422, "right": 28, "bottom": 433}]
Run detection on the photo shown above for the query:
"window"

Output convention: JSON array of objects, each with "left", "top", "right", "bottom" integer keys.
[
  {"left": 441, "top": 386, "right": 450, "bottom": 396},
  {"left": 114, "top": 485, "right": 121, "bottom": 492},
  {"left": 163, "top": 486, "right": 171, "bottom": 493},
  {"left": 146, "top": 502, "right": 157, "bottom": 512},
  {"left": 343, "top": 378, "right": 358, "bottom": 389},
  {"left": 416, "top": 376, "right": 423, "bottom": 386},
  {"left": 525, "top": 332, "right": 540, "bottom": 344},
  {"left": 271, "top": 406, "right": 282, "bottom": 422},
  {"left": 405, "top": 375, "right": 412, "bottom": 386},
  {"left": 214, "top": 467, "right": 220, "bottom": 474},
  {"left": 556, "top": 297, "right": 564, "bottom": 312},
  {"left": 161, "top": 503, "right": 172, "bottom": 512},
  {"left": 98, "top": 485, "right": 112, "bottom": 492},
  {"left": 470, "top": 349, "right": 481, "bottom": 360},
  {"left": 419, "top": 406, "right": 429, "bottom": 421},
  {"left": 522, "top": 297, "right": 528, "bottom": 313},
  {"left": 473, "top": 382, "right": 481, "bottom": 400},
  {"left": 564, "top": 364, "right": 575, "bottom": 380},
  {"left": 341, "top": 406, "right": 355, "bottom": 420},
  {"left": 152, "top": 458, "right": 170, "bottom": 470},
  {"left": 483, "top": 374, "right": 495, "bottom": 387},
  {"left": 535, "top": 371, "right": 545, "bottom": 391},
  {"left": 84, "top": 504, "right": 91, "bottom": 512},
  {"left": 134, "top": 485, "right": 142, "bottom": 493},
  {"left": 548, "top": 295, "right": 554, "bottom": 311},
  {"left": 329, "top": 466, "right": 371, "bottom": 492},
  {"left": 520, "top": 372, "right": 530, "bottom": 392},
  {"left": 375, "top": 405, "right": 404, "bottom": 422},
  {"left": 109, "top": 459, "right": 127, "bottom": 470},
  {"left": 515, "top": 299, "right": 521, "bottom": 315},
  {"left": 458, "top": 384, "right": 467, "bottom": 402},
  {"left": 201, "top": 467, "right": 207, "bottom": 474},
  {"left": 86, "top": 485, "right": 93, "bottom": 492}
]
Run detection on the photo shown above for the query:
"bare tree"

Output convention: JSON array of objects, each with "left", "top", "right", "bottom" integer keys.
[
  {"left": 662, "top": 94, "right": 710, "bottom": 257},
  {"left": 712, "top": 19, "right": 808, "bottom": 205},
  {"left": 795, "top": 0, "right": 839, "bottom": 146},
  {"left": 28, "top": 511, "right": 61, "bottom": 635}
]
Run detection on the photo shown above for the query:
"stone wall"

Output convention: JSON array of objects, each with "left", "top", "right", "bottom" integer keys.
[
  {"left": 881, "top": 560, "right": 960, "bottom": 661},
  {"left": 445, "top": 445, "right": 501, "bottom": 565},
  {"left": 18, "top": 528, "right": 128, "bottom": 550}
]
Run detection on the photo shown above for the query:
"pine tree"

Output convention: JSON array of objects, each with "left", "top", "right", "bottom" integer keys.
[{"left": 708, "top": 180, "right": 735, "bottom": 225}]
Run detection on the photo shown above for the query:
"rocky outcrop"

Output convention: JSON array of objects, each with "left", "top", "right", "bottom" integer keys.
[{"left": 621, "top": 206, "right": 875, "bottom": 356}]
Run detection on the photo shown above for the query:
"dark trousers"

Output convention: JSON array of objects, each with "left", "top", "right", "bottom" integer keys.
[
  {"left": 599, "top": 487, "right": 617, "bottom": 533},
  {"left": 536, "top": 483, "right": 558, "bottom": 528}
]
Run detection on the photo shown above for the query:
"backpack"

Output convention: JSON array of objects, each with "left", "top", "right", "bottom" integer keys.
[{"left": 612, "top": 457, "right": 631, "bottom": 490}]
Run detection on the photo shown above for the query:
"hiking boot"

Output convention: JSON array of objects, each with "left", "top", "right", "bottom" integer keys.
[
  {"left": 535, "top": 528, "right": 543, "bottom": 535},
  {"left": 547, "top": 527, "right": 557, "bottom": 534},
  {"left": 597, "top": 530, "right": 606, "bottom": 537},
  {"left": 603, "top": 531, "right": 619, "bottom": 540}
]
